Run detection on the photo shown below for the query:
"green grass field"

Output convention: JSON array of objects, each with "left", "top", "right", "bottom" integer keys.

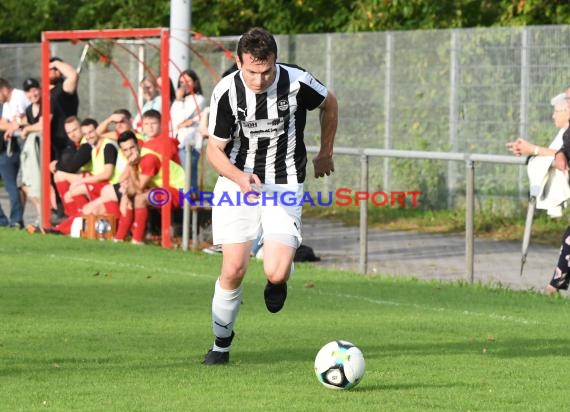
[{"left": 2, "top": 228, "right": 570, "bottom": 411}]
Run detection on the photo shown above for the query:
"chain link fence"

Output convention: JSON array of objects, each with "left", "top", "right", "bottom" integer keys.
[{"left": 1, "top": 26, "right": 569, "bottom": 214}]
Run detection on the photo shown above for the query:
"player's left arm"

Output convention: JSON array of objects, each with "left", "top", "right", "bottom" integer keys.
[
  {"left": 313, "top": 92, "right": 338, "bottom": 178},
  {"left": 51, "top": 59, "right": 79, "bottom": 94}
]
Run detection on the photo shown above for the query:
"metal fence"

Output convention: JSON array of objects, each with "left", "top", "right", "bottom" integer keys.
[
  {"left": 306, "top": 146, "right": 526, "bottom": 278},
  {"left": 1, "top": 26, "right": 569, "bottom": 213}
]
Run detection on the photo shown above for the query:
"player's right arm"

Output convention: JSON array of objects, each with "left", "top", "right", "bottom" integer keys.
[
  {"left": 207, "top": 82, "right": 261, "bottom": 192},
  {"left": 206, "top": 137, "right": 260, "bottom": 192}
]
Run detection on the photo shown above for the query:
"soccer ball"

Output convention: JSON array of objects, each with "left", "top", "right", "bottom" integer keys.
[{"left": 314, "top": 340, "right": 365, "bottom": 390}]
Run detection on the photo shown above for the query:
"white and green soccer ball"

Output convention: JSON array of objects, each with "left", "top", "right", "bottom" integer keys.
[{"left": 314, "top": 340, "right": 365, "bottom": 390}]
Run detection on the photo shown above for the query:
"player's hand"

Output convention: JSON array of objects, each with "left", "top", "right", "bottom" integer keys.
[
  {"left": 175, "top": 87, "right": 186, "bottom": 101},
  {"left": 237, "top": 173, "right": 262, "bottom": 202},
  {"left": 313, "top": 153, "right": 334, "bottom": 178},
  {"left": 110, "top": 113, "right": 126, "bottom": 124},
  {"left": 555, "top": 151, "right": 568, "bottom": 171},
  {"left": 49, "top": 160, "right": 58, "bottom": 174}
]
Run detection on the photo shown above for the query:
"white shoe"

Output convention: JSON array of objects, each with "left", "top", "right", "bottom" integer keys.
[{"left": 203, "top": 245, "right": 223, "bottom": 255}]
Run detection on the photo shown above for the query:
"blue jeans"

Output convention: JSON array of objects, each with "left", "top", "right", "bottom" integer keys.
[
  {"left": 178, "top": 147, "right": 200, "bottom": 190},
  {"left": 0, "top": 150, "right": 23, "bottom": 226}
]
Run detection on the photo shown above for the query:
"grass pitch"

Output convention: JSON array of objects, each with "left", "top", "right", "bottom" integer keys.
[{"left": 1, "top": 228, "right": 570, "bottom": 411}]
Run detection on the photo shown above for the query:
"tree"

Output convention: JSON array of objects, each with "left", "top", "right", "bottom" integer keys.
[{"left": 1, "top": 0, "right": 570, "bottom": 43}]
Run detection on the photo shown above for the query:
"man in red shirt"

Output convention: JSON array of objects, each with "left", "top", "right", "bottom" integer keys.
[{"left": 112, "top": 124, "right": 185, "bottom": 244}]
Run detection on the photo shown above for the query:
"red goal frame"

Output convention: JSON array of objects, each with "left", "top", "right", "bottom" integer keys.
[{"left": 41, "top": 28, "right": 173, "bottom": 248}]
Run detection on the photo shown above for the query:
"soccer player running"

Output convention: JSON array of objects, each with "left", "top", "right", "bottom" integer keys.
[{"left": 203, "top": 27, "right": 338, "bottom": 365}]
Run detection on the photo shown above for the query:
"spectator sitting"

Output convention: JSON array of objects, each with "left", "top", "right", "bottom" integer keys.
[
  {"left": 96, "top": 109, "right": 134, "bottom": 141},
  {"left": 141, "top": 109, "right": 181, "bottom": 165},
  {"left": 51, "top": 118, "right": 121, "bottom": 234},
  {"left": 113, "top": 130, "right": 185, "bottom": 244}
]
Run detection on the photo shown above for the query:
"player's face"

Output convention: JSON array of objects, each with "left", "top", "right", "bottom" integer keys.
[
  {"left": 81, "top": 124, "right": 98, "bottom": 146},
  {"left": 553, "top": 106, "right": 569, "bottom": 129},
  {"left": 238, "top": 53, "right": 277, "bottom": 94},
  {"left": 142, "top": 116, "right": 160, "bottom": 139},
  {"left": 141, "top": 80, "right": 158, "bottom": 101},
  {"left": 119, "top": 139, "right": 140, "bottom": 165},
  {"left": 65, "top": 120, "right": 82, "bottom": 143},
  {"left": 48, "top": 67, "right": 61, "bottom": 85},
  {"left": 0, "top": 87, "right": 8, "bottom": 103},
  {"left": 115, "top": 115, "right": 131, "bottom": 133},
  {"left": 179, "top": 74, "right": 196, "bottom": 95},
  {"left": 25, "top": 87, "right": 41, "bottom": 104}
]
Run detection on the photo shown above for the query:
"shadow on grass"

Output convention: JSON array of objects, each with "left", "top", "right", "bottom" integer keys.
[{"left": 237, "top": 337, "right": 570, "bottom": 365}]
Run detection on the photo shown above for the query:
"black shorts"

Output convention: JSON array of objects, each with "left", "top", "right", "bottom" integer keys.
[{"left": 113, "top": 183, "right": 123, "bottom": 203}]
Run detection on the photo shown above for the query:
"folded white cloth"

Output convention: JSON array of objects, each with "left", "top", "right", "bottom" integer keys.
[{"left": 527, "top": 155, "right": 570, "bottom": 216}]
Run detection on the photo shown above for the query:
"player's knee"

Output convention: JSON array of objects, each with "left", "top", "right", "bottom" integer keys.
[
  {"left": 264, "top": 263, "right": 289, "bottom": 284},
  {"left": 222, "top": 256, "right": 249, "bottom": 278},
  {"left": 134, "top": 193, "right": 147, "bottom": 208}
]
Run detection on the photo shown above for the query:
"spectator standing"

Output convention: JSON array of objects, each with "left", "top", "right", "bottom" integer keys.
[
  {"left": 171, "top": 69, "right": 206, "bottom": 189},
  {"left": 18, "top": 78, "right": 43, "bottom": 223},
  {"left": 0, "top": 78, "right": 31, "bottom": 227},
  {"left": 133, "top": 77, "right": 162, "bottom": 131},
  {"left": 49, "top": 57, "right": 79, "bottom": 159}
]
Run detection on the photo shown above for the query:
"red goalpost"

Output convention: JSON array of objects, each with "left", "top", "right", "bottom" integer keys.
[{"left": 41, "top": 28, "right": 173, "bottom": 248}]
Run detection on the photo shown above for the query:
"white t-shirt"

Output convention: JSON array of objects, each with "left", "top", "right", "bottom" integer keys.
[
  {"left": 1, "top": 88, "right": 30, "bottom": 121},
  {"left": 171, "top": 93, "right": 207, "bottom": 151}
]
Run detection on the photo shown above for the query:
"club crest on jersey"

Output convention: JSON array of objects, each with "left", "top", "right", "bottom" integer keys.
[{"left": 277, "top": 99, "right": 289, "bottom": 111}]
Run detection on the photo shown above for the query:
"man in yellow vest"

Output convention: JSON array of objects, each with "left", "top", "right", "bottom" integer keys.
[
  {"left": 113, "top": 128, "right": 185, "bottom": 244},
  {"left": 50, "top": 118, "right": 122, "bottom": 234}
]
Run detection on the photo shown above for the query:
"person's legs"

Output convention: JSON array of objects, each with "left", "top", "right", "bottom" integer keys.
[
  {"left": 259, "top": 183, "right": 303, "bottom": 312},
  {"left": 0, "top": 151, "right": 23, "bottom": 227},
  {"left": 0, "top": 153, "right": 10, "bottom": 226},
  {"left": 190, "top": 148, "right": 200, "bottom": 190},
  {"left": 131, "top": 192, "right": 150, "bottom": 244},
  {"left": 203, "top": 176, "right": 260, "bottom": 365},
  {"left": 203, "top": 241, "right": 252, "bottom": 365},
  {"left": 261, "top": 239, "right": 297, "bottom": 313},
  {"left": 547, "top": 226, "right": 570, "bottom": 294},
  {"left": 178, "top": 147, "right": 186, "bottom": 170}
]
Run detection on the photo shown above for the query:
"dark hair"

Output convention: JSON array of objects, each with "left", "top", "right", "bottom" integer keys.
[
  {"left": 142, "top": 109, "right": 161, "bottom": 121},
  {"left": 80, "top": 118, "right": 98, "bottom": 129},
  {"left": 0, "top": 78, "right": 12, "bottom": 89},
  {"left": 65, "top": 116, "right": 80, "bottom": 125},
  {"left": 49, "top": 57, "right": 63, "bottom": 63},
  {"left": 237, "top": 27, "right": 277, "bottom": 63},
  {"left": 178, "top": 69, "right": 203, "bottom": 95},
  {"left": 113, "top": 108, "right": 132, "bottom": 119},
  {"left": 23, "top": 78, "right": 40, "bottom": 92},
  {"left": 118, "top": 130, "right": 138, "bottom": 145}
]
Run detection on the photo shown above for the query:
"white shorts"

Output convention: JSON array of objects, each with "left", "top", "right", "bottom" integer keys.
[{"left": 211, "top": 176, "right": 303, "bottom": 247}]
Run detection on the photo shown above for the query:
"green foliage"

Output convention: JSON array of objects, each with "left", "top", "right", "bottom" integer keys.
[{"left": 2, "top": 0, "right": 570, "bottom": 42}]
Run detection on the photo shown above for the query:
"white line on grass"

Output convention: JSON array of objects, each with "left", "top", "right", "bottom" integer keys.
[
  {"left": 317, "top": 291, "right": 538, "bottom": 326},
  {"left": 2, "top": 246, "right": 538, "bottom": 325}
]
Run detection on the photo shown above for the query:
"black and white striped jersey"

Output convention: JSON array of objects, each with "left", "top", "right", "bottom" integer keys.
[{"left": 208, "top": 63, "right": 328, "bottom": 184}]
